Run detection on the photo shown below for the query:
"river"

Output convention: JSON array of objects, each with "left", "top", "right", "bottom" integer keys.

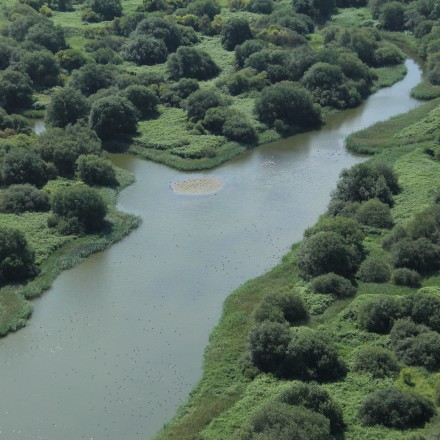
[{"left": 0, "top": 59, "right": 422, "bottom": 440}]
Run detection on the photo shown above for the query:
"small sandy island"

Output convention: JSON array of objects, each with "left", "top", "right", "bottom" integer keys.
[{"left": 171, "top": 176, "right": 224, "bottom": 195}]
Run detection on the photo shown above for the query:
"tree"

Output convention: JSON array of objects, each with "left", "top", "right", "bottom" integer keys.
[
  {"left": 76, "top": 154, "right": 117, "bottom": 186},
  {"left": 87, "top": 0, "right": 122, "bottom": 20},
  {"left": 133, "top": 17, "right": 183, "bottom": 52},
  {"left": 310, "top": 273, "right": 356, "bottom": 297},
  {"left": 358, "top": 295, "right": 401, "bottom": 333},
  {"left": 0, "top": 227, "right": 37, "bottom": 283},
  {"left": 296, "top": 231, "right": 361, "bottom": 279},
  {"left": 392, "top": 238, "right": 440, "bottom": 273},
  {"left": 391, "top": 268, "right": 421, "bottom": 287},
  {"left": 355, "top": 198, "right": 394, "bottom": 228},
  {"left": 359, "top": 387, "right": 435, "bottom": 429},
  {"left": 121, "top": 35, "right": 168, "bottom": 66},
  {"left": 167, "top": 47, "right": 219, "bottom": 80},
  {"left": 357, "top": 258, "right": 391, "bottom": 283},
  {"left": 281, "top": 327, "right": 345, "bottom": 381},
  {"left": 221, "top": 17, "right": 253, "bottom": 50},
  {"left": 0, "top": 184, "right": 50, "bottom": 214},
  {"left": 186, "top": 88, "right": 224, "bottom": 120},
  {"left": 2, "top": 148, "right": 48, "bottom": 187},
  {"left": 50, "top": 185, "right": 107, "bottom": 234},
  {"left": 403, "top": 291, "right": 440, "bottom": 332},
  {"left": 276, "top": 382, "right": 345, "bottom": 434},
  {"left": 292, "top": 0, "right": 336, "bottom": 21},
  {"left": 353, "top": 346, "right": 400, "bottom": 378},
  {"left": 121, "top": 85, "right": 159, "bottom": 119},
  {"left": 187, "top": 0, "right": 220, "bottom": 19},
  {"left": 55, "top": 49, "right": 88, "bottom": 72},
  {"left": 70, "top": 63, "right": 116, "bottom": 96},
  {"left": 389, "top": 318, "right": 429, "bottom": 347},
  {"left": 379, "top": 1, "right": 406, "bottom": 31},
  {"left": 25, "top": 21, "right": 66, "bottom": 53},
  {"left": 0, "top": 69, "right": 33, "bottom": 113},
  {"left": 248, "top": 321, "right": 291, "bottom": 372},
  {"left": 89, "top": 95, "right": 138, "bottom": 140},
  {"left": 19, "top": 50, "right": 60, "bottom": 88},
  {"left": 255, "top": 81, "right": 321, "bottom": 129},
  {"left": 222, "top": 117, "right": 257, "bottom": 144},
  {"left": 46, "top": 87, "right": 89, "bottom": 128},
  {"left": 235, "top": 39, "right": 266, "bottom": 68}
]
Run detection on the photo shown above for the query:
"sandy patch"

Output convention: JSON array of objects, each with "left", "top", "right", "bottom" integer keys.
[{"left": 171, "top": 176, "right": 224, "bottom": 195}]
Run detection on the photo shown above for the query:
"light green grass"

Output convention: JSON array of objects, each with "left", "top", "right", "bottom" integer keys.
[
  {"left": 328, "top": 7, "right": 374, "bottom": 28},
  {"left": 411, "top": 79, "right": 440, "bottom": 100}
]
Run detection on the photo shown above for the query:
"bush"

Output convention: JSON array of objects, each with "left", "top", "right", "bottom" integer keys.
[
  {"left": 161, "top": 78, "right": 199, "bottom": 106},
  {"left": 255, "top": 290, "right": 308, "bottom": 325},
  {"left": 379, "top": 1, "right": 405, "bottom": 31},
  {"left": 222, "top": 118, "right": 257, "bottom": 144},
  {"left": 219, "top": 67, "right": 269, "bottom": 95},
  {"left": 239, "top": 401, "right": 331, "bottom": 440},
  {"left": 56, "top": 49, "right": 88, "bottom": 72},
  {"left": 0, "top": 226, "right": 37, "bottom": 283},
  {"left": 310, "top": 273, "right": 356, "bottom": 297},
  {"left": 0, "top": 184, "right": 50, "bottom": 213},
  {"left": 25, "top": 21, "right": 66, "bottom": 53},
  {"left": 389, "top": 318, "right": 429, "bottom": 347},
  {"left": 20, "top": 50, "right": 60, "bottom": 89},
  {"left": 50, "top": 185, "right": 107, "bottom": 234},
  {"left": 70, "top": 63, "right": 116, "bottom": 97},
  {"left": 133, "top": 17, "right": 183, "bottom": 52},
  {"left": 382, "top": 225, "right": 408, "bottom": 250},
  {"left": 357, "top": 258, "right": 391, "bottom": 283},
  {"left": 276, "top": 382, "right": 345, "bottom": 434},
  {"left": 87, "top": 0, "right": 122, "bottom": 21},
  {"left": 187, "top": 0, "right": 220, "bottom": 19},
  {"left": 359, "top": 387, "right": 435, "bottom": 429},
  {"left": 235, "top": 39, "right": 266, "bottom": 68},
  {"left": 46, "top": 87, "right": 89, "bottom": 128},
  {"left": 332, "top": 162, "right": 398, "bottom": 206},
  {"left": 281, "top": 328, "right": 345, "bottom": 381},
  {"left": 392, "top": 238, "right": 440, "bottom": 273},
  {"left": 392, "top": 268, "right": 421, "bottom": 287},
  {"left": 2, "top": 147, "right": 48, "bottom": 187},
  {"left": 373, "top": 44, "right": 405, "bottom": 66},
  {"left": 221, "top": 17, "right": 253, "bottom": 50},
  {"left": 353, "top": 346, "right": 400, "bottom": 378},
  {"left": 121, "top": 85, "right": 159, "bottom": 119},
  {"left": 296, "top": 231, "right": 362, "bottom": 279},
  {"left": 248, "top": 321, "right": 290, "bottom": 372},
  {"left": 167, "top": 47, "right": 219, "bottom": 80},
  {"left": 247, "top": 0, "right": 273, "bottom": 13},
  {"left": 121, "top": 36, "right": 168, "bottom": 66},
  {"left": 255, "top": 81, "right": 321, "bottom": 129},
  {"left": 186, "top": 88, "right": 225, "bottom": 120},
  {"left": 89, "top": 95, "right": 138, "bottom": 141},
  {"left": 355, "top": 199, "right": 394, "bottom": 229},
  {"left": 0, "top": 69, "right": 33, "bottom": 113},
  {"left": 76, "top": 154, "right": 117, "bottom": 186},
  {"left": 403, "top": 291, "right": 440, "bottom": 332},
  {"left": 358, "top": 295, "right": 401, "bottom": 333}
]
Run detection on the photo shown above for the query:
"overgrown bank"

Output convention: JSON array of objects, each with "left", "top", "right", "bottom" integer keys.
[{"left": 153, "top": 83, "right": 440, "bottom": 440}]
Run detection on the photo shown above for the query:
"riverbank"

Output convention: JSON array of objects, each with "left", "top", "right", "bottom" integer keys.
[{"left": 153, "top": 75, "right": 440, "bottom": 440}]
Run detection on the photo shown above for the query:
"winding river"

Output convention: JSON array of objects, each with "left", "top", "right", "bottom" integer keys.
[{"left": 0, "top": 59, "right": 422, "bottom": 440}]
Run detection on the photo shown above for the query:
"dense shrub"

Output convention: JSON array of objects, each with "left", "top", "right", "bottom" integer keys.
[
  {"left": 355, "top": 199, "right": 394, "bottom": 228},
  {"left": 56, "top": 49, "right": 88, "bottom": 72},
  {"left": 221, "top": 17, "right": 253, "bottom": 50},
  {"left": 332, "top": 162, "right": 398, "bottom": 206},
  {"left": 407, "top": 205, "right": 440, "bottom": 241},
  {"left": 121, "top": 36, "right": 168, "bottom": 66},
  {"left": 392, "top": 238, "right": 440, "bottom": 273},
  {"left": 394, "top": 331, "right": 440, "bottom": 371},
  {"left": 133, "top": 17, "right": 183, "bottom": 52},
  {"left": 292, "top": 0, "right": 336, "bottom": 20},
  {"left": 255, "top": 81, "right": 321, "bottom": 129},
  {"left": 187, "top": 0, "right": 220, "bottom": 19},
  {"left": 89, "top": 95, "right": 138, "bottom": 141},
  {"left": 389, "top": 318, "right": 429, "bottom": 346},
  {"left": 357, "top": 258, "right": 391, "bottom": 283},
  {"left": 0, "top": 184, "right": 50, "bottom": 213},
  {"left": 359, "top": 387, "right": 435, "bottom": 429},
  {"left": 358, "top": 295, "right": 401, "bottom": 333},
  {"left": 50, "top": 185, "right": 107, "bottom": 234},
  {"left": 121, "top": 85, "right": 159, "bottom": 119},
  {"left": 87, "top": 0, "right": 122, "bottom": 21},
  {"left": 25, "top": 21, "right": 66, "bottom": 53},
  {"left": 392, "top": 268, "right": 421, "bottom": 287},
  {"left": 161, "top": 78, "right": 199, "bottom": 106},
  {"left": 2, "top": 148, "right": 48, "bottom": 187},
  {"left": 46, "top": 87, "right": 89, "bottom": 128},
  {"left": 281, "top": 328, "right": 345, "bottom": 381},
  {"left": 235, "top": 39, "right": 266, "bottom": 68},
  {"left": 0, "top": 69, "right": 33, "bottom": 113},
  {"left": 373, "top": 44, "right": 405, "bottom": 66},
  {"left": 219, "top": 67, "right": 269, "bottom": 95},
  {"left": 254, "top": 290, "right": 308, "bottom": 325},
  {"left": 36, "top": 124, "right": 102, "bottom": 176},
  {"left": 379, "top": 1, "right": 405, "bottom": 31},
  {"left": 310, "top": 273, "right": 356, "bottom": 297},
  {"left": 222, "top": 118, "right": 257, "bottom": 144},
  {"left": 353, "top": 346, "right": 400, "bottom": 378},
  {"left": 382, "top": 225, "right": 408, "bottom": 250},
  {"left": 70, "top": 64, "right": 116, "bottom": 96},
  {"left": 186, "top": 88, "right": 225, "bottom": 120},
  {"left": 167, "top": 47, "right": 219, "bottom": 80},
  {"left": 20, "top": 50, "right": 60, "bottom": 89},
  {"left": 248, "top": 321, "right": 290, "bottom": 372},
  {"left": 276, "top": 382, "right": 345, "bottom": 434},
  {"left": 76, "top": 154, "right": 117, "bottom": 186},
  {"left": 247, "top": 0, "right": 273, "bottom": 14},
  {"left": 0, "top": 226, "right": 37, "bottom": 283},
  {"left": 239, "top": 401, "right": 332, "bottom": 440},
  {"left": 296, "top": 231, "right": 362, "bottom": 279},
  {"left": 403, "top": 291, "right": 440, "bottom": 332}
]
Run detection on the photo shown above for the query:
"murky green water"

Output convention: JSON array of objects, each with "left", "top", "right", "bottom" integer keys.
[{"left": 0, "top": 59, "right": 422, "bottom": 440}]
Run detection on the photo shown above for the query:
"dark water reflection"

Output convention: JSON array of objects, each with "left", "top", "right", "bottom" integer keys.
[{"left": 0, "top": 59, "right": 422, "bottom": 440}]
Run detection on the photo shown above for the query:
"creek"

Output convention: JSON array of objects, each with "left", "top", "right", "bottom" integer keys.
[{"left": 0, "top": 58, "right": 422, "bottom": 440}]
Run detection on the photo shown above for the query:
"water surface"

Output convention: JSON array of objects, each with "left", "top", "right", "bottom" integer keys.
[{"left": 0, "top": 59, "right": 422, "bottom": 440}]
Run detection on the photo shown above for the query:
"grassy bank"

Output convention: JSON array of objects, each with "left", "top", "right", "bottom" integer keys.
[
  {"left": 153, "top": 95, "right": 440, "bottom": 440},
  {"left": 0, "top": 166, "right": 140, "bottom": 337}
]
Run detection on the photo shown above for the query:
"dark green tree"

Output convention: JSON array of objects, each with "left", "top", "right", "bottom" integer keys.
[
  {"left": 121, "top": 35, "right": 168, "bottom": 66},
  {"left": 353, "top": 346, "right": 400, "bottom": 378},
  {"left": 25, "top": 21, "right": 66, "bottom": 53},
  {"left": 20, "top": 50, "right": 60, "bottom": 88},
  {"left": 46, "top": 87, "right": 89, "bottom": 128},
  {"left": 186, "top": 88, "right": 224, "bottom": 120},
  {"left": 121, "top": 85, "right": 159, "bottom": 119},
  {"left": 0, "top": 69, "right": 33, "bottom": 113},
  {"left": 76, "top": 154, "right": 117, "bottom": 186},
  {"left": 134, "top": 17, "right": 183, "bottom": 52},
  {"left": 379, "top": 1, "right": 406, "bottom": 31},
  {"left": 87, "top": 0, "right": 122, "bottom": 20},
  {"left": 0, "top": 184, "right": 50, "bottom": 214},
  {"left": 69, "top": 63, "right": 116, "bottom": 96},
  {"left": 221, "top": 17, "right": 253, "bottom": 50},
  {"left": 358, "top": 295, "right": 401, "bottom": 334},
  {"left": 167, "top": 47, "right": 219, "bottom": 80}
]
